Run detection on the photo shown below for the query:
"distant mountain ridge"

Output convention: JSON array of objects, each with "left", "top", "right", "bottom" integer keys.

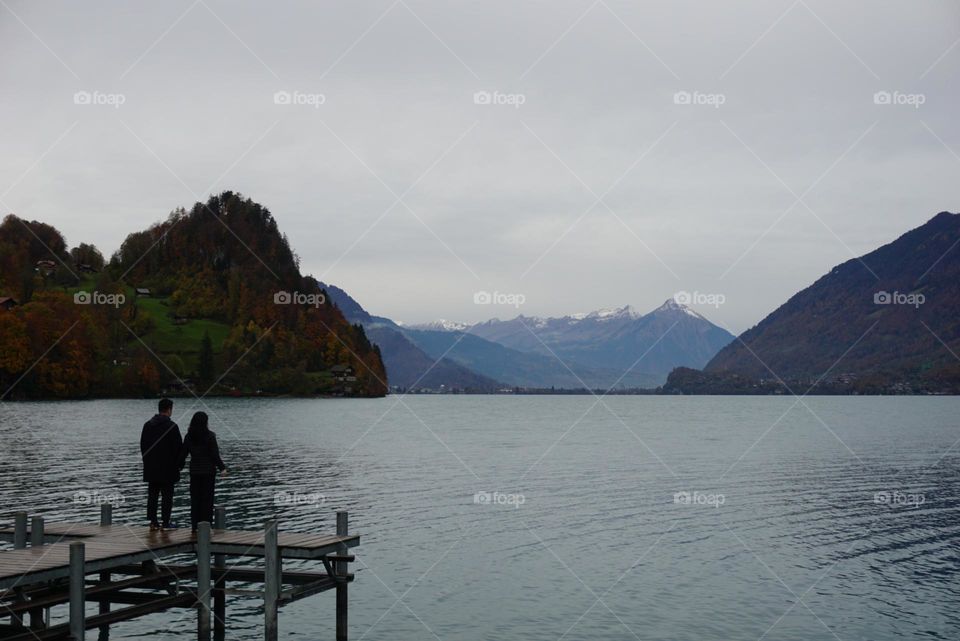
[
  {"left": 323, "top": 283, "right": 734, "bottom": 390},
  {"left": 316, "top": 282, "right": 504, "bottom": 390},
  {"left": 467, "top": 298, "right": 735, "bottom": 379},
  {"left": 406, "top": 319, "right": 472, "bottom": 332},
  {"left": 702, "top": 211, "right": 960, "bottom": 392}
]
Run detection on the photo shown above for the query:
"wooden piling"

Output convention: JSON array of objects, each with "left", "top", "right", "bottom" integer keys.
[
  {"left": 12, "top": 510, "right": 28, "bottom": 628},
  {"left": 29, "top": 516, "right": 44, "bottom": 547},
  {"left": 13, "top": 512, "right": 27, "bottom": 549},
  {"left": 264, "top": 519, "right": 279, "bottom": 641},
  {"left": 213, "top": 506, "right": 226, "bottom": 639},
  {"left": 98, "top": 504, "right": 112, "bottom": 641},
  {"left": 197, "top": 522, "right": 212, "bottom": 641},
  {"left": 69, "top": 541, "right": 86, "bottom": 641},
  {"left": 29, "top": 516, "right": 45, "bottom": 631},
  {"left": 336, "top": 511, "right": 348, "bottom": 641}
]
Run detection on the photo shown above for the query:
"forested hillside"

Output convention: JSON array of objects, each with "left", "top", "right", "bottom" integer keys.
[
  {"left": 699, "top": 211, "right": 960, "bottom": 393},
  {"left": 0, "top": 192, "right": 387, "bottom": 399}
]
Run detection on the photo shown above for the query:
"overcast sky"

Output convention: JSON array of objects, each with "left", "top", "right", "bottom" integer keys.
[{"left": 1, "top": 0, "right": 957, "bottom": 333}]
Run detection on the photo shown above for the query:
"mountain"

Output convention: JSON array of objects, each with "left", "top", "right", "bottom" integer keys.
[
  {"left": 363, "top": 325, "right": 501, "bottom": 390},
  {"left": 704, "top": 211, "right": 960, "bottom": 392},
  {"left": 404, "top": 327, "right": 662, "bottom": 389},
  {"left": 317, "top": 282, "right": 504, "bottom": 391},
  {"left": 0, "top": 193, "right": 388, "bottom": 398},
  {"left": 326, "top": 284, "right": 733, "bottom": 389},
  {"left": 468, "top": 299, "right": 735, "bottom": 382},
  {"left": 407, "top": 319, "right": 471, "bottom": 332},
  {"left": 321, "top": 285, "right": 662, "bottom": 389}
]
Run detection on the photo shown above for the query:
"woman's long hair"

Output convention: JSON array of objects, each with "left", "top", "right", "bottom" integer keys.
[{"left": 187, "top": 411, "right": 210, "bottom": 441}]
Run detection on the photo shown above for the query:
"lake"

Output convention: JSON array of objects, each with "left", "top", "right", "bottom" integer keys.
[{"left": 1, "top": 396, "right": 958, "bottom": 640}]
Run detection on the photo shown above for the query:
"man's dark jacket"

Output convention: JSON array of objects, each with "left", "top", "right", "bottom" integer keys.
[{"left": 140, "top": 414, "right": 183, "bottom": 484}]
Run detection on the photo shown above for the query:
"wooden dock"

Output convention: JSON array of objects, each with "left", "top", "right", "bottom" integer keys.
[{"left": 0, "top": 506, "right": 358, "bottom": 640}]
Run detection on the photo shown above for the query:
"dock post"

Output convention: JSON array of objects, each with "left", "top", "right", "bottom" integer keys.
[
  {"left": 29, "top": 516, "right": 44, "bottom": 547},
  {"left": 29, "top": 517, "right": 45, "bottom": 630},
  {"left": 69, "top": 541, "right": 86, "bottom": 641},
  {"left": 98, "top": 504, "right": 112, "bottom": 641},
  {"left": 13, "top": 512, "right": 27, "bottom": 549},
  {"left": 9, "top": 513, "right": 27, "bottom": 627},
  {"left": 264, "top": 519, "right": 279, "bottom": 641},
  {"left": 213, "top": 506, "right": 226, "bottom": 639},
  {"left": 336, "top": 511, "right": 348, "bottom": 641},
  {"left": 197, "top": 522, "right": 212, "bottom": 641}
]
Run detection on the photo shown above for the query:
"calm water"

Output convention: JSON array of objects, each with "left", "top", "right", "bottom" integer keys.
[{"left": 1, "top": 396, "right": 959, "bottom": 640}]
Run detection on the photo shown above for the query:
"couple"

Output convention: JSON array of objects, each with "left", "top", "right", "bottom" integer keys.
[{"left": 139, "top": 398, "right": 228, "bottom": 532}]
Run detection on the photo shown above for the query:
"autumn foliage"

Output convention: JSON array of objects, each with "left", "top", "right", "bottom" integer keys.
[{"left": 0, "top": 193, "right": 388, "bottom": 399}]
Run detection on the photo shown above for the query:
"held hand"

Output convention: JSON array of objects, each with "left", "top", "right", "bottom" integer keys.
[{"left": 220, "top": 469, "right": 228, "bottom": 478}]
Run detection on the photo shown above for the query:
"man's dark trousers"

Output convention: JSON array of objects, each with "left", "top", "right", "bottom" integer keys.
[{"left": 147, "top": 481, "right": 175, "bottom": 526}]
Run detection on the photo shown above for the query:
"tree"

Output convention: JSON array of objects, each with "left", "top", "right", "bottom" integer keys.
[
  {"left": 0, "top": 312, "right": 31, "bottom": 393},
  {"left": 70, "top": 243, "right": 105, "bottom": 271}
]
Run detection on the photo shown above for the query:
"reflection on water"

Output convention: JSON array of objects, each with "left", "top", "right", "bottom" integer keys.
[{"left": 1, "top": 396, "right": 959, "bottom": 640}]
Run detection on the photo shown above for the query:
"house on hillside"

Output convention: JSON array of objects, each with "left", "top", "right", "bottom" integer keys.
[
  {"left": 35, "top": 259, "right": 56, "bottom": 275},
  {"left": 135, "top": 288, "right": 151, "bottom": 297},
  {"left": 331, "top": 364, "right": 357, "bottom": 395},
  {"left": 0, "top": 297, "right": 18, "bottom": 311},
  {"left": 331, "top": 364, "right": 356, "bottom": 383}
]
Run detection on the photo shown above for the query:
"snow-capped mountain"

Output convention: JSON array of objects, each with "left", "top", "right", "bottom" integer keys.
[
  {"left": 568, "top": 305, "right": 642, "bottom": 322},
  {"left": 467, "top": 299, "right": 734, "bottom": 379},
  {"left": 407, "top": 319, "right": 472, "bottom": 332},
  {"left": 322, "top": 282, "right": 734, "bottom": 389}
]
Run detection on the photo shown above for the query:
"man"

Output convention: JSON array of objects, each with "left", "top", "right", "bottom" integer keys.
[{"left": 140, "top": 398, "right": 183, "bottom": 530}]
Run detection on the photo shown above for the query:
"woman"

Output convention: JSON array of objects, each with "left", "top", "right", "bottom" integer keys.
[{"left": 179, "top": 411, "right": 227, "bottom": 532}]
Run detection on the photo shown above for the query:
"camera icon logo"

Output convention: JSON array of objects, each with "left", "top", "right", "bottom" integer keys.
[
  {"left": 873, "top": 91, "right": 891, "bottom": 105},
  {"left": 873, "top": 291, "right": 891, "bottom": 304},
  {"left": 74, "top": 291, "right": 91, "bottom": 304},
  {"left": 73, "top": 91, "right": 92, "bottom": 105},
  {"left": 473, "top": 91, "right": 492, "bottom": 105},
  {"left": 673, "top": 91, "right": 692, "bottom": 105},
  {"left": 473, "top": 491, "right": 492, "bottom": 504},
  {"left": 274, "top": 90, "right": 292, "bottom": 105},
  {"left": 673, "top": 290, "right": 692, "bottom": 305},
  {"left": 274, "top": 291, "right": 292, "bottom": 304},
  {"left": 673, "top": 491, "right": 692, "bottom": 505},
  {"left": 473, "top": 290, "right": 492, "bottom": 305}
]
